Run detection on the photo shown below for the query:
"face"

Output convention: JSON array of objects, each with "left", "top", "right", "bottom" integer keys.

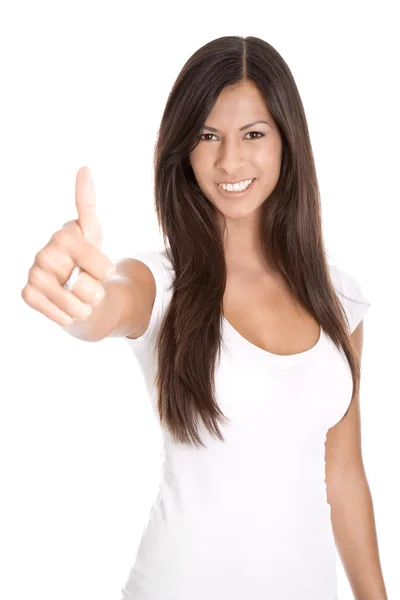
[{"left": 188, "top": 80, "right": 283, "bottom": 229}]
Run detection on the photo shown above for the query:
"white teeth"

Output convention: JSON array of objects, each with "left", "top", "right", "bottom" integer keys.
[{"left": 218, "top": 178, "right": 254, "bottom": 192}]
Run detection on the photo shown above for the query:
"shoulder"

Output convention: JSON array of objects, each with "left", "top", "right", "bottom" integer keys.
[
  {"left": 117, "top": 255, "right": 156, "bottom": 287},
  {"left": 328, "top": 262, "right": 371, "bottom": 334}
]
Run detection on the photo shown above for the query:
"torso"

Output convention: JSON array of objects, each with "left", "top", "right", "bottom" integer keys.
[
  {"left": 223, "top": 269, "right": 321, "bottom": 356},
  {"left": 126, "top": 256, "right": 320, "bottom": 354}
]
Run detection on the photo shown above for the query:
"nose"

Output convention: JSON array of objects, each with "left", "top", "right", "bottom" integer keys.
[{"left": 216, "top": 139, "right": 246, "bottom": 175}]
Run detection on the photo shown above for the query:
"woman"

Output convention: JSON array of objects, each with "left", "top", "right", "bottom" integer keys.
[
  {"left": 120, "top": 36, "right": 387, "bottom": 600},
  {"left": 22, "top": 35, "right": 387, "bottom": 600}
]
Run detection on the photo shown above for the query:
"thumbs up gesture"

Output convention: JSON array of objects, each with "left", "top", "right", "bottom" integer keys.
[{"left": 21, "top": 166, "right": 115, "bottom": 327}]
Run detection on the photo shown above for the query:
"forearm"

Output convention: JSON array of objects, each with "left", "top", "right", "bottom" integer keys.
[{"left": 329, "top": 467, "right": 388, "bottom": 600}]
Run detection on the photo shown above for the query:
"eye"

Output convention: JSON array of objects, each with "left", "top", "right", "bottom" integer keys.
[
  {"left": 246, "top": 131, "right": 264, "bottom": 140},
  {"left": 199, "top": 133, "right": 218, "bottom": 141},
  {"left": 199, "top": 131, "right": 265, "bottom": 141}
]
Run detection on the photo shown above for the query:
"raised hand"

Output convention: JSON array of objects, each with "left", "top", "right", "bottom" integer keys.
[{"left": 21, "top": 166, "right": 115, "bottom": 327}]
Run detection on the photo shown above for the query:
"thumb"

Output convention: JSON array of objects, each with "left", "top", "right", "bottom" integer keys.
[{"left": 75, "top": 166, "right": 103, "bottom": 248}]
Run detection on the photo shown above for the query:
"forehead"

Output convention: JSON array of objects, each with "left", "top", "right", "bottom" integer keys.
[{"left": 205, "top": 81, "right": 271, "bottom": 126}]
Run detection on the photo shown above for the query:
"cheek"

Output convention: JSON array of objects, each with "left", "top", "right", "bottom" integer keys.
[
  {"left": 191, "top": 156, "right": 213, "bottom": 183},
  {"left": 257, "top": 154, "right": 282, "bottom": 181},
  {"left": 189, "top": 151, "right": 204, "bottom": 172},
  {"left": 256, "top": 144, "right": 279, "bottom": 164}
]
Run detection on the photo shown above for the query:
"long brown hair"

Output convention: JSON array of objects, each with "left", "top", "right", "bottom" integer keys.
[{"left": 152, "top": 35, "right": 361, "bottom": 448}]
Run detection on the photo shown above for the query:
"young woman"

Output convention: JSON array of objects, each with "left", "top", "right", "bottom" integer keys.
[{"left": 22, "top": 36, "right": 387, "bottom": 600}]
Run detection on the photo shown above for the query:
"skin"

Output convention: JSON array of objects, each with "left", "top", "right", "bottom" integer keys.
[{"left": 188, "top": 80, "right": 283, "bottom": 276}]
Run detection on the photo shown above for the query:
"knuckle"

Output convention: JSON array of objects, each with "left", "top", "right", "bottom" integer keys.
[
  {"left": 21, "top": 285, "right": 29, "bottom": 302},
  {"left": 51, "top": 229, "right": 69, "bottom": 247},
  {"left": 21, "top": 283, "right": 35, "bottom": 304},
  {"left": 62, "top": 219, "right": 78, "bottom": 231},
  {"left": 34, "top": 247, "right": 45, "bottom": 264},
  {"left": 28, "top": 265, "right": 44, "bottom": 286},
  {"left": 35, "top": 247, "right": 52, "bottom": 270},
  {"left": 36, "top": 245, "right": 69, "bottom": 273}
]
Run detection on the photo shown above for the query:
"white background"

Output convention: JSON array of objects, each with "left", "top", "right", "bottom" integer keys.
[{"left": 1, "top": 0, "right": 398, "bottom": 598}]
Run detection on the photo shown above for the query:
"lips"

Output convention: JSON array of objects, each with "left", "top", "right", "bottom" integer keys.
[{"left": 216, "top": 177, "right": 256, "bottom": 197}]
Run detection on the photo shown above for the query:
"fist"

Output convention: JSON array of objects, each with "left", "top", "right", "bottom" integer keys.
[{"left": 21, "top": 166, "right": 115, "bottom": 327}]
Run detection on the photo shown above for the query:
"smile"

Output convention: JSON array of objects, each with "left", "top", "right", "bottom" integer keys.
[{"left": 216, "top": 178, "right": 256, "bottom": 197}]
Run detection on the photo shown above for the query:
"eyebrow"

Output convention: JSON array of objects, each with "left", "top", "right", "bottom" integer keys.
[{"left": 202, "top": 120, "right": 270, "bottom": 133}]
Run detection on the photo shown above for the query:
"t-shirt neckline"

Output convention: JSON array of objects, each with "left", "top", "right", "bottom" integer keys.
[{"left": 222, "top": 316, "right": 324, "bottom": 364}]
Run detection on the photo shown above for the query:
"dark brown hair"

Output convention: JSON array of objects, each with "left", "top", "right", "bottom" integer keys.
[{"left": 152, "top": 35, "right": 362, "bottom": 448}]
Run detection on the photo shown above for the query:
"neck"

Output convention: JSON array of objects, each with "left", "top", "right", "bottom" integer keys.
[{"left": 221, "top": 215, "right": 270, "bottom": 274}]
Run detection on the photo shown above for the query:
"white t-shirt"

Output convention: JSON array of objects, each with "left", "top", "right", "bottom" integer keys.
[{"left": 120, "top": 248, "right": 371, "bottom": 600}]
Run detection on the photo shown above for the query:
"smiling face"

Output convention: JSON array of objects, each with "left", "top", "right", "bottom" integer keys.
[{"left": 188, "top": 80, "right": 283, "bottom": 230}]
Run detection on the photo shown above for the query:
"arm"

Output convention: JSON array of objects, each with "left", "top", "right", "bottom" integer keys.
[
  {"left": 325, "top": 320, "right": 388, "bottom": 600},
  {"left": 61, "top": 258, "right": 155, "bottom": 342}
]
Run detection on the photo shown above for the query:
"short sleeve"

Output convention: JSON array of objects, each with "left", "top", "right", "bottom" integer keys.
[
  {"left": 123, "top": 250, "right": 173, "bottom": 351},
  {"left": 329, "top": 263, "right": 371, "bottom": 334}
]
